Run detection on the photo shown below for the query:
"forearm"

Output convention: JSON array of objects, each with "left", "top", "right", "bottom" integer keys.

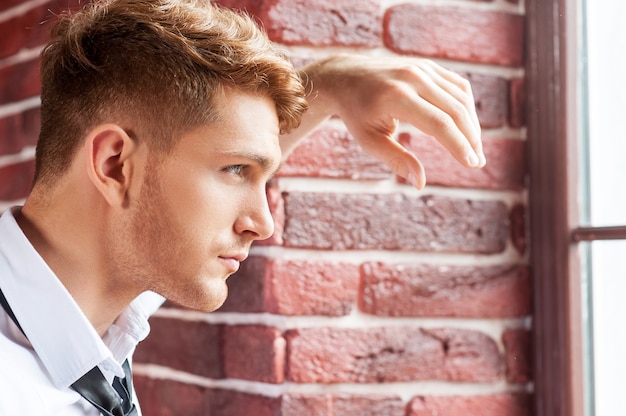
[{"left": 279, "top": 57, "right": 339, "bottom": 159}]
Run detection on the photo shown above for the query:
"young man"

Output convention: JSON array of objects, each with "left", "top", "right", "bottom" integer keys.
[{"left": 0, "top": 0, "right": 484, "bottom": 414}]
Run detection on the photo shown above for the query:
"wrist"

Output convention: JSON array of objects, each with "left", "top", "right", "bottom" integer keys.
[{"left": 298, "top": 54, "right": 354, "bottom": 117}]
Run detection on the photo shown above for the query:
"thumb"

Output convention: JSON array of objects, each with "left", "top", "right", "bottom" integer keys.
[
  {"left": 347, "top": 122, "right": 426, "bottom": 189},
  {"left": 386, "top": 142, "right": 426, "bottom": 190}
]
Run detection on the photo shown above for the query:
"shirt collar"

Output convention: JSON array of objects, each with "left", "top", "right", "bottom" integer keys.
[{"left": 0, "top": 207, "right": 164, "bottom": 389}]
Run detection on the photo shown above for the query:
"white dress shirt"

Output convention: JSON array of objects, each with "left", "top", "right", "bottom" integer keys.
[{"left": 0, "top": 207, "right": 165, "bottom": 415}]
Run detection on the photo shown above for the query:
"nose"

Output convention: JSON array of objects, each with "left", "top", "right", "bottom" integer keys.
[{"left": 234, "top": 187, "right": 275, "bottom": 241}]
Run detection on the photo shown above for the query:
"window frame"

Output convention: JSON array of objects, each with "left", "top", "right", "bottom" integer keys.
[
  {"left": 526, "top": 0, "right": 584, "bottom": 415},
  {"left": 527, "top": 0, "right": 626, "bottom": 415}
]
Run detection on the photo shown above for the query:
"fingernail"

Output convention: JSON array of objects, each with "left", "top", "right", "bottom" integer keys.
[
  {"left": 467, "top": 152, "right": 479, "bottom": 167},
  {"left": 478, "top": 151, "right": 487, "bottom": 166},
  {"left": 407, "top": 172, "right": 425, "bottom": 189}
]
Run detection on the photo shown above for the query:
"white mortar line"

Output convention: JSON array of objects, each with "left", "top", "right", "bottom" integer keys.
[
  {"left": 0, "top": 0, "right": 51, "bottom": 23},
  {"left": 378, "top": 0, "right": 524, "bottom": 15},
  {"left": 0, "top": 96, "right": 40, "bottom": 119},
  {"left": 480, "top": 127, "right": 527, "bottom": 140},
  {"left": 0, "top": 146, "right": 35, "bottom": 168},
  {"left": 134, "top": 363, "right": 287, "bottom": 397},
  {"left": 276, "top": 177, "right": 524, "bottom": 206},
  {"left": 0, "top": 46, "right": 42, "bottom": 70},
  {"left": 250, "top": 245, "right": 525, "bottom": 266},
  {"left": 153, "top": 307, "right": 530, "bottom": 342},
  {"left": 133, "top": 363, "right": 532, "bottom": 403}
]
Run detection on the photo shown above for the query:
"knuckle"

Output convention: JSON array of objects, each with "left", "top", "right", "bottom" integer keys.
[
  {"left": 392, "top": 64, "right": 427, "bottom": 84},
  {"left": 448, "top": 100, "right": 470, "bottom": 124},
  {"left": 458, "top": 75, "right": 471, "bottom": 88},
  {"left": 456, "top": 76, "right": 473, "bottom": 95},
  {"left": 429, "top": 111, "right": 455, "bottom": 132},
  {"left": 380, "top": 79, "right": 413, "bottom": 103}
]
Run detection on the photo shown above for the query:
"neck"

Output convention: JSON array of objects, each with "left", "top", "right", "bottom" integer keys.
[{"left": 17, "top": 185, "right": 140, "bottom": 336}]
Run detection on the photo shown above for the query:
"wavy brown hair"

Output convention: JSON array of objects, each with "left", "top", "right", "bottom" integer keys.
[{"left": 35, "top": 0, "right": 308, "bottom": 184}]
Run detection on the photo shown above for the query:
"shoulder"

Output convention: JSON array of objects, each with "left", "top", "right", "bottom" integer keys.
[{"left": 0, "top": 320, "right": 87, "bottom": 415}]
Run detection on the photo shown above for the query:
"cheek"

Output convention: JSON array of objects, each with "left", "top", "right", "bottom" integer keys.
[
  {"left": 192, "top": 184, "right": 246, "bottom": 228},
  {"left": 158, "top": 166, "right": 248, "bottom": 237}
]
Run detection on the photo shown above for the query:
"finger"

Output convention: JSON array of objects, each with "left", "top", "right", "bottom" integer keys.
[
  {"left": 421, "top": 62, "right": 482, "bottom": 137},
  {"left": 343, "top": 119, "right": 427, "bottom": 189},
  {"left": 389, "top": 83, "right": 482, "bottom": 168},
  {"left": 423, "top": 61, "right": 481, "bottom": 128},
  {"left": 403, "top": 65, "right": 483, "bottom": 167},
  {"left": 378, "top": 139, "right": 427, "bottom": 190},
  {"left": 421, "top": 62, "right": 484, "bottom": 165}
]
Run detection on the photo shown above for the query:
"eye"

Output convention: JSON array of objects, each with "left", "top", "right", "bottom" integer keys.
[{"left": 224, "top": 164, "right": 246, "bottom": 176}]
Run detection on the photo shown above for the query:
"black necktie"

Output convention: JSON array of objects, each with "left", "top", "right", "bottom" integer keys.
[
  {"left": 72, "top": 359, "right": 137, "bottom": 416},
  {"left": 0, "top": 288, "right": 137, "bottom": 416}
]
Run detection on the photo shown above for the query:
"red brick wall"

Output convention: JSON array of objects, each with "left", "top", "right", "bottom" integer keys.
[{"left": 0, "top": 1, "right": 530, "bottom": 415}]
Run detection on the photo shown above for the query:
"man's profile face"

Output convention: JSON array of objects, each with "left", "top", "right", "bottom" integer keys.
[{"left": 116, "top": 89, "right": 281, "bottom": 311}]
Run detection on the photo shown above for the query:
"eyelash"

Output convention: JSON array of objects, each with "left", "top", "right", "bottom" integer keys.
[{"left": 225, "top": 164, "right": 247, "bottom": 176}]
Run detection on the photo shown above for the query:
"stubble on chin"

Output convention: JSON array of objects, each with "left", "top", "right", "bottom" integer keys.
[{"left": 113, "top": 166, "right": 230, "bottom": 311}]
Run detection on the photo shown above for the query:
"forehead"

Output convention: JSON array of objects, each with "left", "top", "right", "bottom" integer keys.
[
  {"left": 174, "top": 89, "right": 282, "bottom": 166},
  {"left": 212, "top": 88, "right": 281, "bottom": 149}
]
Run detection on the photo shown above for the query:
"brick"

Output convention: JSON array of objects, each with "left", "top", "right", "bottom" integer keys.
[
  {"left": 510, "top": 77, "right": 526, "bottom": 128},
  {"left": 462, "top": 73, "right": 508, "bottom": 129},
  {"left": 266, "top": 260, "right": 360, "bottom": 316},
  {"left": 214, "top": 0, "right": 263, "bottom": 17},
  {"left": 134, "top": 379, "right": 282, "bottom": 416},
  {"left": 0, "top": 160, "right": 35, "bottom": 201},
  {"left": 222, "top": 325, "right": 285, "bottom": 383},
  {"left": 207, "top": 389, "right": 282, "bottom": 416},
  {"left": 44, "top": 0, "right": 86, "bottom": 25},
  {"left": 279, "top": 125, "right": 391, "bottom": 180},
  {"left": 0, "top": 108, "right": 40, "bottom": 155},
  {"left": 0, "top": 58, "right": 41, "bottom": 105},
  {"left": 0, "top": 2, "right": 59, "bottom": 59},
  {"left": 407, "top": 393, "right": 532, "bottom": 416},
  {"left": 282, "top": 393, "right": 405, "bottom": 416},
  {"left": 219, "top": 256, "right": 270, "bottom": 313},
  {"left": 360, "top": 263, "right": 531, "bottom": 318},
  {"left": 502, "top": 329, "right": 532, "bottom": 384},
  {"left": 282, "top": 193, "right": 509, "bottom": 254},
  {"left": 134, "top": 376, "right": 212, "bottom": 416},
  {"left": 259, "top": 0, "right": 382, "bottom": 47},
  {"left": 423, "top": 328, "right": 505, "bottom": 382},
  {"left": 133, "top": 317, "right": 223, "bottom": 379},
  {"left": 0, "top": 13, "right": 27, "bottom": 59},
  {"left": 510, "top": 203, "right": 526, "bottom": 255},
  {"left": 398, "top": 133, "right": 526, "bottom": 190},
  {"left": 220, "top": 257, "right": 360, "bottom": 316},
  {"left": 384, "top": 5, "right": 524, "bottom": 67},
  {"left": 0, "top": 0, "right": 24, "bottom": 12},
  {"left": 286, "top": 327, "right": 503, "bottom": 383}
]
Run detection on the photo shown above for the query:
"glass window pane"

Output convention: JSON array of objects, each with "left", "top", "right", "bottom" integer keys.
[
  {"left": 582, "top": 0, "right": 626, "bottom": 226},
  {"left": 582, "top": 240, "right": 626, "bottom": 415}
]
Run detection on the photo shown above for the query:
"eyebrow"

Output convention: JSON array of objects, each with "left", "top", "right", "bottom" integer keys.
[{"left": 222, "top": 150, "right": 282, "bottom": 175}]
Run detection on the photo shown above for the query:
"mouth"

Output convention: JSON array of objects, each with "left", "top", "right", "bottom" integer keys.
[{"left": 218, "top": 253, "right": 248, "bottom": 274}]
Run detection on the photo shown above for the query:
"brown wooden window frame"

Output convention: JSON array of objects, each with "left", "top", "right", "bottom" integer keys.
[{"left": 526, "top": 0, "right": 626, "bottom": 415}]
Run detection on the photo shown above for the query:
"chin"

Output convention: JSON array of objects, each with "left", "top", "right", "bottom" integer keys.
[
  {"left": 199, "top": 296, "right": 228, "bottom": 312},
  {"left": 162, "top": 272, "right": 229, "bottom": 311},
  {"left": 191, "top": 281, "right": 229, "bottom": 312},
  {"left": 170, "top": 294, "right": 227, "bottom": 312}
]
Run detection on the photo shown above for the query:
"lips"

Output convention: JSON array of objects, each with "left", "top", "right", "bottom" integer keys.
[{"left": 218, "top": 252, "right": 248, "bottom": 273}]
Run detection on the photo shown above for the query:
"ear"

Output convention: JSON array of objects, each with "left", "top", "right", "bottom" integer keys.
[{"left": 84, "top": 124, "right": 139, "bottom": 207}]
